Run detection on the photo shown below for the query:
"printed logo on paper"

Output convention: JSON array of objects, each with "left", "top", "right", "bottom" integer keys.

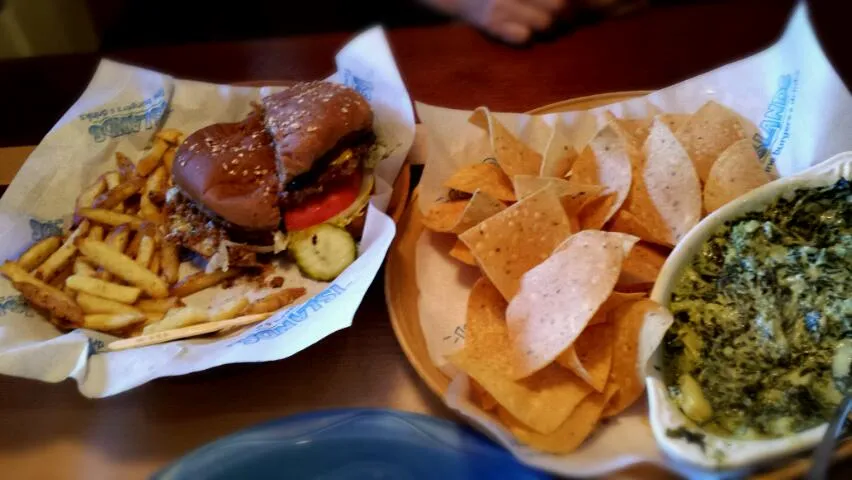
[
  {"left": 230, "top": 283, "right": 348, "bottom": 346},
  {"left": 29, "top": 218, "right": 63, "bottom": 241},
  {"left": 342, "top": 69, "right": 373, "bottom": 101},
  {"left": 87, "top": 338, "right": 106, "bottom": 355},
  {"left": 443, "top": 325, "right": 465, "bottom": 345},
  {"left": 753, "top": 71, "right": 799, "bottom": 168},
  {"left": 81, "top": 88, "right": 169, "bottom": 143},
  {"left": 0, "top": 295, "right": 34, "bottom": 317}
]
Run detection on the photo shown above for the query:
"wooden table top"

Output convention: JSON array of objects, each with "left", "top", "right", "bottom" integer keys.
[{"left": 2, "top": 0, "right": 850, "bottom": 478}]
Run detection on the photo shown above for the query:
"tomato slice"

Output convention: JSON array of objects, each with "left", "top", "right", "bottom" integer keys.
[{"left": 283, "top": 171, "right": 362, "bottom": 232}]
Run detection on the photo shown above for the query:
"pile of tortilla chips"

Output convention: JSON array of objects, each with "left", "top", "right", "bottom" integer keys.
[{"left": 420, "top": 101, "right": 773, "bottom": 453}]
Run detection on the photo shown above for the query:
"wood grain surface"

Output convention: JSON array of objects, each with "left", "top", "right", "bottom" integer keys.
[{"left": 3, "top": 1, "right": 852, "bottom": 478}]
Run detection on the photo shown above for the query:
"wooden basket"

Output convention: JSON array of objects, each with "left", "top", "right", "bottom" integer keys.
[{"left": 383, "top": 91, "right": 851, "bottom": 479}]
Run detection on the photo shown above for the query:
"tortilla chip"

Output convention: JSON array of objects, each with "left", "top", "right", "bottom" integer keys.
[
  {"left": 453, "top": 190, "right": 506, "bottom": 233},
  {"left": 448, "top": 240, "right": 477, "bottom": 266},
  {"left": 421, "top": 191, "right": 506, "bottom": 234},
  {"left": 587, "top": 313, "right": 607, "bottom": 326},
  {"left": 451, "top": 351, "right": 593, "bottom": 434},
  {"left": 621, "top": 118, "right": 653, "bottom": 146},
  {"left": 422, "top": 201, "right": 467, "bottom": 233},
  {"left": 604, "top": 112, "right": 652, "bottom": 147},
  {"left": 513, "top": 175, "right": 605, "bottom": 224},
  {"left": 459, "top": 187, "right": 573, "bottom": 301},
  {"left": 616, "top": 242, "right": 668, "bottom": 292},
  {"left": 578, "top": 193, "right": 617, "bottom": 230},
  {"left": 505, "top": 231, "right": 636, "bottom": 378},
  {"left": 658, "top": 113, "right": 689, "bottom": 134},
  {"left": 455, "top": 277, "right": 595, "bottom": 431},
  {"left": 541, "top": 121, "right": 577, "bottom": 178},
  {"left": 571, "top": 125, "right": 633, "bottom": 227},
  {"left": 498, "top": 383, "right": 619, "bottom": 454},
  {"left": 469, "top": 107, "right": 542, "bottom": 176},
  {"left": 556, "top": 323, "right": 614, "bottom": 392},
  {"left": 512, "top": 175, "right": 570, "bottom": 200},
  {"left": 599, "top": 291, "right": 647, "bottom": 316},
  {"left": 444, "top": 163, "right": 516, "bottom": 202},
  {"left": 675, "top": 101, "right": 746, "bottom": 182},
  {"left": 620, "top": 175, "right": 674, "bottom": 248},
  {"left": 704, "top": 138, "right": 772, "bottom": 213},
  {"left": 463, "top": 277, "right": 513, "bottom": 374},
  {"left": 607, "top": 209, "right": 671, "bottom": 247},
  {"left": 559, "top": 181, "right": 605, "bottom": 217},
  {"left": 586, "top": 291, "right": 646, "bottom": 326},
  {"left": 604, "top": 299, "right": 671, "bottom": 417},
  {"left": 471, "top": 380, "right": 498, "bottom": 411},
  {"left": 640, "top": 118, "right": 702, "bottom": 243},
  {"left": 510, "top": 175, "right": 597, "bottom": 209}
]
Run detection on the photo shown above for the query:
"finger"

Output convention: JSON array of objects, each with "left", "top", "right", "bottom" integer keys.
[
  {"left": 494, "top": 22, "right": 532, "bottom": 44},
  {"left": 498, "top": 1, "right": 553, "bottom": 31},
  {"left": 523, "top": 0, "right": 566, "bottom": 13}
]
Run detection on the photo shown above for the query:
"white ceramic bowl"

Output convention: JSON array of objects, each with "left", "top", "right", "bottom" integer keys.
[{"left": 647, "top": 151, "right": 852, "bottom": 470}]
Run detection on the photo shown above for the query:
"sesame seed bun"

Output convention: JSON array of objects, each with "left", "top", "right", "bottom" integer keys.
[
  {"left": 262, "top": 81, "right": 373, "bottom": 184},
  {"left": 172, "top": 113, "right": 281, "bottom": 231}
]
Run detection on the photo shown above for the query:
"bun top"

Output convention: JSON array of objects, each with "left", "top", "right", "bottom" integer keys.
[
  {"left": 262, "top": 81, "right": 372, "bottom": 184},
  {"left": 172, "top": 113, "right": 281, "bottom": 230}
]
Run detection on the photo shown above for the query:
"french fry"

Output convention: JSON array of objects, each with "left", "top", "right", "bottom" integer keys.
[
  {"left": 144, "top": 311, "right": 165, "bottom": 325},
  {"left": 77, "top": 239, "right": 169, "bottom": 298},
  {"left": 17, "top": 236, "right": 61, "bottom": 272},
  {"left": 163, "top": 148, "right": 176, "bottom": 174},
  {"left": 136, "top": 297, "right": 183, "bottom": 313},
  {"left": 88, "top": 224, "right": 105, "bottom": 242},
  {"left": 169, "top": 269, "right": 240, "bottom": 298},
  {"left": 115, "top": 153, "right": 136, "bottom": 180},
  {"left": 148, "top": 165, "right": 168, "bottom": 204},
  {"left": 92, "top": 177, "right": 144, "bottom": 210},
  {"left": 77, "top": 292, "right": 142, "bottom": 315},
  {"left": 104, "top": 171, "right": 126, "bottom": 213},
  {"left": 1, "top": 263, "right": 83, "bottom": 325},
  {"left": 77, "top": 208, "right": 144, "bottom": 229},
  {"left": 65, "top": 274, "right": 142, "bottom": 303},
  {"left": 142, "top": 306, "right": 209, "bottom": 334},
  {"left": 110, "top": 313, "right": 271, "bottom": 350},
  {"left": 135, "top": 235, "right": 156, "bottom": 268},
  {"left": 154, "top": 129, "right": 183, "bottom": 145},
  {"left": 105, "top": 225, "right": 131, "bottom": 252},
  {"left": 34, "top": 220, "right": 90, "bottom": 281},
  {"left": 139, "top": 204, "right": 162, "bottom": 224},
  {"left": 210, "top": 296, "right": 249, "bottom": 322},
  {"left": 159, "top": 239, "right": 180, "bottom": 284},
  {"left": 83, "top": 312, "right": 146, "bottom": 331},
  {"left": 149, "top": 252, "right": 161, "bottom": 275},
  {"left": 73, "top": 258, "right": 97, "bottom": 276},
  {"left": 141, "top": 165, "right": 167, "bottom": 218},
  {"left": 244, "top": 288, "right": 306, "bottom": 315},
  {"left": 136, "top": 139, "right": 169, "bottom": 176},
  {"left": 126, "top": 232, "right": 142, "bottom": 258},
  {"left": 2, "top": 262, "right": 51, "bottom": 286},
  {"left": 101, "top": 225, "right": 131, "bottom": 282},
  {"left": 75, "top": 177, "right": 106, "bottom": 215},
  {"left": 104, "top": 171, "right": 121, "bottom": 190},
  {"left": 50, "top": 263, "right": 75, "bottom": 289}
]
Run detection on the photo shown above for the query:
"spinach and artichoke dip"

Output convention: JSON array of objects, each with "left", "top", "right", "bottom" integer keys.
[{"left": 663, "top": 178, "right": 852, "bottom": 439}]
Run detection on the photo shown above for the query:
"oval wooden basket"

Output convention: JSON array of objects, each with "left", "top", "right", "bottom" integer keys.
[{"left": 384, "top": 91, "right": 852, "bottom": 479}]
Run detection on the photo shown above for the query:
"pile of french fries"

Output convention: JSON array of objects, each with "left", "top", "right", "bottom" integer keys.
[{"left": 0, "top": 129, "right": 305, "bottom": 348}]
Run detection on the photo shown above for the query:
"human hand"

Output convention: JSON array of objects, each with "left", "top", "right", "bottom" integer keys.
[{"left": 424, "top": 0, "right": 568, "bottom": 44}]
